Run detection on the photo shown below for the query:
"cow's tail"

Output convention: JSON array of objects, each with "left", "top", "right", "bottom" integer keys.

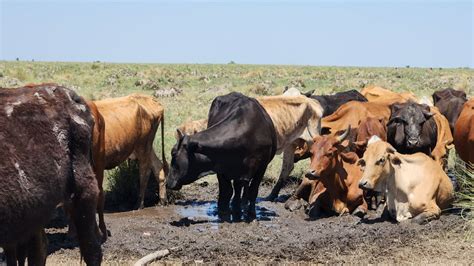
[{"left": 161, "top": 114, "right": 169, "bottom": 175}]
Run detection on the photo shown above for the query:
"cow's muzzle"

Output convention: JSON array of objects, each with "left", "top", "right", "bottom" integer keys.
[
  {"left": 407, "top": 137, "right": 419, "bottom": 147},
  {"left": 166, "top": 179, "right": 182, "bottom": 190},
  {"left": 305, "top": 170, "right": 320, "bottom": 180},
  {"left": 358, "top": 180, "right": 372, "bottom": 190}
]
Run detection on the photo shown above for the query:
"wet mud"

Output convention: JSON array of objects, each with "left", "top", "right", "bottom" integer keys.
[{"left": 2, "top": 179, "right": 472, "bottom": 264}]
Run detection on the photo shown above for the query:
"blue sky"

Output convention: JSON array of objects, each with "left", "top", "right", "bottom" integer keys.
[{"left": 1, "top": 0, "right": 472, "bottom": 67}]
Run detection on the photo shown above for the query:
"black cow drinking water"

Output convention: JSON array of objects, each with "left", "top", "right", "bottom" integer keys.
[
  {"left": 387, "top": 101, "right": 437, "bottom": 155},
  {"left": 167, "top": 92, "right": 277, "bottom": 221}
]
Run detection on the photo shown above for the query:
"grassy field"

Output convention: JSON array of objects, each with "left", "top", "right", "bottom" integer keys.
[{"left": 1, "top": 61, "right": 473, "bottom": 195}]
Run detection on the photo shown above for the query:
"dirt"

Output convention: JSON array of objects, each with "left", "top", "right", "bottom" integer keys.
[{"left": 1, "top": 179, "right": 472, "bottom": 265}]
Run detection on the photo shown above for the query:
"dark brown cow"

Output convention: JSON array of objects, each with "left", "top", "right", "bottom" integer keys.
[
  {"left": 454, "top": 99, "right": 474, "bottom": 164},
  {"left": 288, "top": 128, "right": 368, "bottom": 217},
  {"left": 432, "top": 88, "right": 467, "bottom": 134},
  {"left": 0, "top": 84, "right": 102, "bottom": 265}
]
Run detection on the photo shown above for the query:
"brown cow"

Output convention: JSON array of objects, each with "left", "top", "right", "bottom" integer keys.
[
  {"left": 361, "top": 85, "right": 417, "bottom": 105},
  {"left": 94, "top": 94, "right": 168, "bottom": 209},
  {"left": 293, "top": 101, "right": 391, "bottom": 162},
  {"left": 303, "top": 127, "right": 368, "bottom": 217},
  {"left": 454, "top": 99, "right": 474, "bottom": 164},
  {"left": 0, "top": 84, "right": 102, "bottom": 265},
  {"left": 288, "top": 118, "right": 387, "bottom": 212},
  {"left": 175, "top": 118, "right": 208, "bottom": 140}
]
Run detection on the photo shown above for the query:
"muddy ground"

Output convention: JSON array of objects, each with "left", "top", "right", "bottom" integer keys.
[{"left": 2, "top": 179, "right": 472, "bottom": 265}]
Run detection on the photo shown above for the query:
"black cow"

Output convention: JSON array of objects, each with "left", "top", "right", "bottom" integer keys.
[
  {"left": 0, "top": 84, "right": 102, "bottom": 265},
  {"left": 311, "top": 89, "right": 368, "bottom": 117},
  {"left": 387, "top": 101, "right": 437, "bottom": 155},
  {"left": 432, "top": 88, "right": 467, "bottom": 134},
  {"left": 167, "top": 92, "right": 277, "bottom": 221}
]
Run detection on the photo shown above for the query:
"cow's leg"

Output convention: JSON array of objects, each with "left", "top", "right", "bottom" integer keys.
[
  {"left": 285, "top": 177, "right": 312, "bottom": 211},
  {"left": 26, "top": 230, "right": 47, "bottom": 266},
  {"left": 71, "top": 166, "right": 102, "bottom": 265},
  {"left": 217, "top": 174, "right": 232, "bottom": 221},
  {"left": 352, "top": 199, "right": 368, "bottom": 218},
  {"left": 246, "top": 166, "right": 267, "bottom": 221},
  {"left": 411, "top": 202, "right": 441, "bottom": 224},
  {"left": 232, "top": 179, "right": 244, "bottom": 221},
  {"left": 150, "top": 151, "right": 167, "bottom": 205},
  {"left": 266, "top": 146, "right": 295, "bottom": 201},
  {"left": 137, "top": 156, "right": 152, "bottom": 209},
  {"left": 4, "top": 246, "right": 17, "bottom": 266}
]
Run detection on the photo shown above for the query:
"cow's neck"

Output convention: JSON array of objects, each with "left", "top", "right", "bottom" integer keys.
[
  {"left": 193, "top": 152, "right": 214, "bottom": 175},
  {"left": 320, "top": 156, "right": 349, "bottom": 209}
]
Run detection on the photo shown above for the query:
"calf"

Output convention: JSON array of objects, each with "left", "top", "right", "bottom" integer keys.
[
  {"left": 304, "top": 127, "right": 368, "bottom": 217},
  {"left": 358, "top": 137, "right": 454, "bottom": 224},
  {"left": 167, "top": 92, "right": 277, "bottom": 220},
  {"left": 0, "top": 84, "right": 102, "bottom": 265},
  {"left": 432, "top": 88, "right": 467, "bottom": 134},
  {"left": 454, "top": 99, "right": 474, "bottom": 164}
]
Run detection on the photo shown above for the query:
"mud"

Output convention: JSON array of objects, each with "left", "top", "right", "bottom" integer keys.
[{"left": 2, "top": 179, "right": 472, "bottom": 265}]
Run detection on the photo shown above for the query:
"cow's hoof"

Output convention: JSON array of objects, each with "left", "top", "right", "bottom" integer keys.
[
  {"left": 157, "top": 199, "right": 168, "bottom": 206},
  {"left": 352, "top": 207, "right": 367, "bottom": 218},
  {"left": 263, "top": 194, "right": 277, "bottom": 202},
  {"left": 284, "top": 199, "right": 302, "bottom": 211}
]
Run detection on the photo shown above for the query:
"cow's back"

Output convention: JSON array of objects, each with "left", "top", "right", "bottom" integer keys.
[
  {"left": 311, "top": 90, "right": 367, "bottom": 117},
  {"left": 94, "top": 94, "right": 164, "bottom": 169},
  {"left": 361, "top": 85, "right": 417, "bottom": 104},
  {"left": 454, "top": 99, "right": 474, "bottom": 164},
  {"left": 322, "top": 101, "right": 390, "bottom": 134},
  {"left": 0, "top": 85, "right": 94, "bottom": 246}
]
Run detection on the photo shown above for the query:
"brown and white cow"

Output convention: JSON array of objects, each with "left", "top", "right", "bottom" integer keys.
[
  {"left": 302, "top": 127, "right": 367, "bottom": 217},
  {"left": 358, "top": 137, "right": 454, "bottom": 224},
  {"left": 0, "top": 84, "right": 102, "bottom": 265},
  {"left": 454, "top": 98, "right": 474, "bottom": 164},
  {"left": 257, "top": 95, "right": 324, "bottom": 201},
  {"left": 94, "top": 94, "right": 168, "bottom": 209}
]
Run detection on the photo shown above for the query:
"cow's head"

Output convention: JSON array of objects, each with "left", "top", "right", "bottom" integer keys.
[
  {"left": 358, "top": 136, "right": 401, "bottom": 191},
  {"left": 388, "top": 102, "right": 433, "bottom": 149},
  {"left": 167, "top": 129, "right": 211, "bottom": 190},
  {"left": 305, "top": 126, "right": 351, "bottom": 180}
]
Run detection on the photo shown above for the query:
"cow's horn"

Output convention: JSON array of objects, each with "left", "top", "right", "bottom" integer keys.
[{"left": 336, "top": 125, "right": 351, "bottom": 143}]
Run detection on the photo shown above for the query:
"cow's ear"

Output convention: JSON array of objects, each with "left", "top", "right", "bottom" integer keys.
[
  {"left": 390, "top": 155, "right": 402, "bottom": 165},
  {"left": 390, "top": 103, "right": 404, "bottom": 115},
  {"left": 386, "top": 146, "right": 396, "bottom": 154},
  {"left": 176, "top": 129, "right": 185, "bottom": 140},
  {"left": 303, "top": 89, "right": 315, "bottom": 97},
  {"left": 422, "top": 107, "right": 434, "bottom": 119}
]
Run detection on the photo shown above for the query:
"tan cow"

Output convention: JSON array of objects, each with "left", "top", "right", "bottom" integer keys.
[
  {"left": 175, "top": 119, "right": 208, "bottom": 140},
  {"left": 361, "top": 85, "right": 418, "bottom": 105},
  {"left": 257, "top": 95, "right": 323, "bottom": 200},
  {"left": 94, "top": 94, "right": 168, "bottom": 209},
  {"left": 358, "top": 137, "right": 454, "bottom": 223}
]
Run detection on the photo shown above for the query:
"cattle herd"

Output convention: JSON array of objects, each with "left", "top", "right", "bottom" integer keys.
[{"left": 0, "top": 83, "right": 472, "bottom": 265}]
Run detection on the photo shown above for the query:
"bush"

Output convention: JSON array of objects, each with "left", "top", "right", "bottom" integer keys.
[{"left": 453, "top": 160, "right": 473, "bottom": 214}]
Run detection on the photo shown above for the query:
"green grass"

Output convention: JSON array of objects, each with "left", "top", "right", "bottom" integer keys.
[{"left": 1, "top": 61, "right": 473, "bottom": 195}]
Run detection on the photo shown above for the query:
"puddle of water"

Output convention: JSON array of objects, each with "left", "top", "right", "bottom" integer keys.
[{"left": 172, "top": 201, "right": 278, "bottom": 229}]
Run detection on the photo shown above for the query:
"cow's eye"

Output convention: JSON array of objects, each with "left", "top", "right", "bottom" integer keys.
[
  {"left": 357, "top": 159, "right": 365, "bottom": 167},
  {"left": 376, "top": 157, "right": 386, "bottom": 164}
]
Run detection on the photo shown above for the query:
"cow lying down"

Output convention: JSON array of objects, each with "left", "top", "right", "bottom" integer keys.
[
  {"left": 286, "top": 127, "right": 368, "bottom": 218},
  {"left": 167, "top": 92, "right": 277, "bottom": 221},
  {"left": 358, "top": 136, "right": 454, "bottom": 224}
]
